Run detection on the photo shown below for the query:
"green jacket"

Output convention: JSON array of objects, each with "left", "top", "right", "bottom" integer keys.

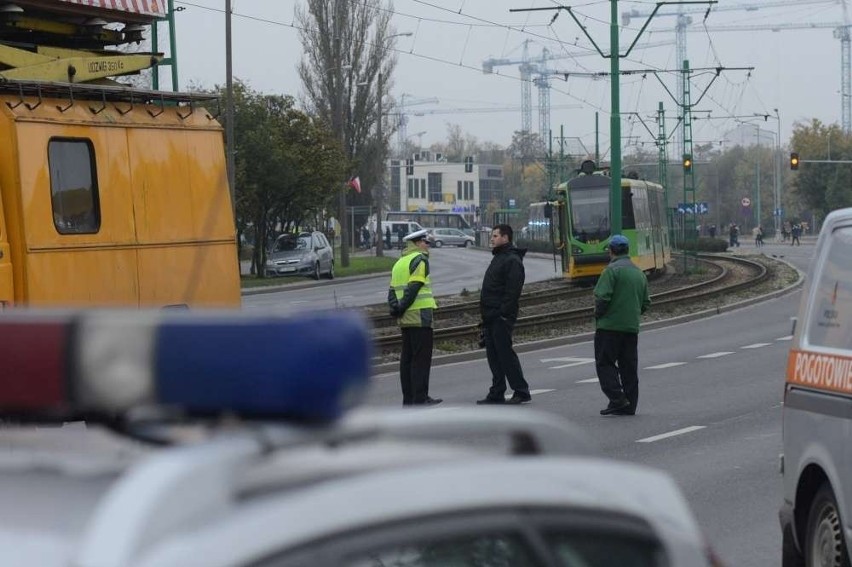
[
  {"left": 387, "top": 243, "right": 437, "bottom": 328},
  {"left": 593, "top": 255, "right": 650, "bottom": 333}
]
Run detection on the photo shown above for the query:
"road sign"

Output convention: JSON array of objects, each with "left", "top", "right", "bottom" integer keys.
[
  {"left": 774, "top": 208, "right": 785, "bottom": 217},
  {"left": 677, "top": 202, "right": 709, "bottom": 215},
  {"left": 741, "top": 197, "right": 751, "bottom": 207}
]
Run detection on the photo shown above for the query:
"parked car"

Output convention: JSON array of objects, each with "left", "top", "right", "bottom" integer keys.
[
  {"left": 265, "top": 231, "right": 334, "bottom": 280},
  {"left": 429, "top": 227, "right": 475, "bottom": 248}
]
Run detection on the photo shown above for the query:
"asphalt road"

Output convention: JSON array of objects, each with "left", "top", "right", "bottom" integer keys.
[
  {"left": 364, "top": 239, "right": 815, "bottom": 566},
  {"left": 242, "top": 246, "right": 565, "bottom": 314}
]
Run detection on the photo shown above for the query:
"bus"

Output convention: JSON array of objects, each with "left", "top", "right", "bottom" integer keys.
[
  {"left": 385, "top": 211, "right": 474, "bottom": 236},
  {"left": 547, "top": 162, "right": 671, "bottom": 281}
]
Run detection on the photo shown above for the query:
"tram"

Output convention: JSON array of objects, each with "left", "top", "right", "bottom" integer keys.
[{"left": 528, "top": 161, "right": 671, "bottom": 281}]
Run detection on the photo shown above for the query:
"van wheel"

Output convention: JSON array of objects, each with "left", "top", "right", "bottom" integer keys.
[
  {"left": 326, "top": 261, "right": 335, "bottom": 280},
  {"left": 805, "top": 484, "right": 851, "bottom": 567},
  {"left": 434, "top": 240, "right": 443, "bottom": 248},
  {"left": 313, "top": 262, "right": 321, "bottom": 280},
  {"left": 783, "top": 522, "right": 805, "bottom": 567}
]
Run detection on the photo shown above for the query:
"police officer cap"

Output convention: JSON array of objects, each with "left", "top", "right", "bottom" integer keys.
[
  {"left": 609, "top": 234, "right": 629, "bottom": 248},
  {"left": 403, "top": 229, "right": 431, "bottom": 242}
]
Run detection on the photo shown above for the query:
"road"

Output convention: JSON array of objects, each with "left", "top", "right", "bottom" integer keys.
[
  {"left": 243, "top": 246, "right": 564, "bottom": 314},
  {"left": 364, "top": 240, "right": 815, "bottom": 566}
]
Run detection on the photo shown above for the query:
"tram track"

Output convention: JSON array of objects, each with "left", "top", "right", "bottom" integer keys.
[{"left": 373, "top": 254, "right": 767, "bottom": 354}]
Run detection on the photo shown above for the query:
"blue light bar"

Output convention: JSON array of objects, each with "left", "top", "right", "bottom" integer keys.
[
  {"left": 154, "top": 311, "right": 372, "bottom": 422},
  {"left": 0, "top": 310, "right": 372, "bottom": 424}
]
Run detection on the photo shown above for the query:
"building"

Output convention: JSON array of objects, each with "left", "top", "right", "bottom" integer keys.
[{"left": 388, "top": 151, "right": 503, "bottom": 225}]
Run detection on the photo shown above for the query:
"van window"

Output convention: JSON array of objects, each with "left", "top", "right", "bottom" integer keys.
[
  {"left": 804, "top": 225, "right": 852, "bottom": 351},
  {"left": 48, "top": 139, "right": 101, "bottom": 234}
]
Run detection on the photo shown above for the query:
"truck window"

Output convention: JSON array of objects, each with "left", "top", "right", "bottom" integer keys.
[
  {"left": 47, "top": 139, "right": 101, "bottom": 235},
  {"left": 804, "top": 225, "right": 852, "bottom": 351}
]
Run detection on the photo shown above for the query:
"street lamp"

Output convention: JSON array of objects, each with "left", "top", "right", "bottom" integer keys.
[
  {"left": 371, "top": 31, "right": 411, "bottom": 258},
  {"left": 754, "top": 110, "right": 782, "bottom": 238}
]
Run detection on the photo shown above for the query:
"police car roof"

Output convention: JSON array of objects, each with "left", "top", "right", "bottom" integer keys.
[{"left": 0, "top": 408, "right": 707, "bottom": 567}]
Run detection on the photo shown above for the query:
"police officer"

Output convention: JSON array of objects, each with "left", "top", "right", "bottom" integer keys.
[
  {"left": 593, "top": 234, "right": 650, "bottom": 416},
  {"left": 388, "top": 229, "right": 442, "bottom": 406}
]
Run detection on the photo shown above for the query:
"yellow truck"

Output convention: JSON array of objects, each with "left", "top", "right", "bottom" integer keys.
[{"left": 0, "top": 1, "right": 240, "bottom": 308}]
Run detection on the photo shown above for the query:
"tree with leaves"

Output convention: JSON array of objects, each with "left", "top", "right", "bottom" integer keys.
[
  {"left": 790, "top": 119, "right": 852, "bottom": 219},
  {"left": 216, "top": 81, "right": 344, "bottom": 276},
  {"left": 296, "top": 0, "right": 399, "bottom": 232}
]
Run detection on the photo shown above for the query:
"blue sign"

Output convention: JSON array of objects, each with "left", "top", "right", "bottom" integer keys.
[
  {"left": 774, "top": 208, "right": 785, "bottom": 217},
  {"left": 677, "top": 202, "right": 709, "bottom": 215}
]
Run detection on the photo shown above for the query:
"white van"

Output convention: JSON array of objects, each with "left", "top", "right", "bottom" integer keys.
[
  {"left": 780, "top": 207, "right": 852, "bottom": 566},
  {"left": 386, "top": 221, "right": 424, "bottom": 249}
]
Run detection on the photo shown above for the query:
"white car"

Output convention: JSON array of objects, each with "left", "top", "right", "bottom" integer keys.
[{"left": 0, "top": 310, "right": 721, "bottom": 567}]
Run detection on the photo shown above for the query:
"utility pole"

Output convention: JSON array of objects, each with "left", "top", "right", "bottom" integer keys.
[
  {"left": 225, "top": 0, "right": 235, "bottom": 218},
  {"left": 375, "top": 71, "right": 384, "bottom": 257}
]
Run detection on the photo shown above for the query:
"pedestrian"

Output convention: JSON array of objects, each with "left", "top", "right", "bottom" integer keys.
[
  {"left": 593, "top": 234, "right": 651, "bottom": 416},
  {"left": 756, "top": 225, "right": 764, "bottom": 247},
  {"left": 709, "top": 224, "right": 717, "bottom": 239},
  {"left": 387, "top": 229, "right": 442, "bottom": 407},
  {"left": 361, "top": 226, "right": 371, "bottom": 249},
  {"left": 791, "top": 223, "right": 801, "bottom": 246},
  {"left": 385, "top": 225, "right": 392, "bottom": 249},
  {"left": 476, "top": 224, "right": 531, "bottom": 405}
]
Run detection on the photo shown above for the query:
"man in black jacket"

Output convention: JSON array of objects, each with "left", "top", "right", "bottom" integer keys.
[{"left": 476, "top": 224, "right": 531, "bottom": 405}]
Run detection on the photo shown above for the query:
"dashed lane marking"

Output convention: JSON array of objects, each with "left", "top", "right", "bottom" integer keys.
[
  {"left": 576, "top": 378, "right": 598, "bottom": 384},
  {"left": 742, "top": 343, "right": 772, "bottom": 349},
  {"left": 541, "top": 357, "right": 595, "bottom": 369},
  {"left": 644, "top": 362, "right": 687, "bottom": 370},
  {"left": 637, "top": 426, "right": 706, "bottom": 444},
  {"left": 696, "top": 352, "right": 735, "bottom": 359},
  {"left": 529, "top": 389, "right": 556, "bottom": 395},
  {"left": 776, "top": 335, "right": 793, "bottom": 341}
]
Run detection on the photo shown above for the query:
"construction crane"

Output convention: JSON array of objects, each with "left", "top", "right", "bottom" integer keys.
[
  {"left": 483, "top": 39, "right": 673, "bottom": 142},
  {"left": 678, "top": 21, "right": 852, "bottom": 132},
  {"left": 623, "top": 0, "right": 838, "bottom": 152},
  {"left": 396, "top": 93, "right": 439, "bottom": 158}
]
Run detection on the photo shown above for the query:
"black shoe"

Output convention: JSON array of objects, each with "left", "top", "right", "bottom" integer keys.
[
  {"left": 424, "top": 397, "right": 443, "bottom": 406},
  {"left": 610, "top": 406, "right": 636, "bottom": 416},
  {"left": 600, "top": 399, "right": 630, "bottom": 415},
  {"left": 505, "top": 394, "right": 532, "bottom": 405},
  {"left": 476, "top": 397, "right": 505, "bottom": 405}
]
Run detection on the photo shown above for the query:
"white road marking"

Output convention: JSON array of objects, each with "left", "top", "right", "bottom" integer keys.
[
  {"left": 696, "top": 351, "right": 735, "bottom": 359},
  {"left": 776, "top": 335, "right": 793, "bottom": 341},
  {"left": 742, "top": 343, "right": 772, "bottom": 349},
  {"left": 637, "top": 426, "right": 706, "bottom": 444},
  {"left": 644, "top": 362, "right": 687, "bottom": 370},
  {"left": 529, "top": 389, "right": 556, "bottom": 395},
  {"left": 576, "top": 378, "right": 599, "bottom": 384},
  {"left": 542, "top": 357, "right": 595, "bottom": 369}
]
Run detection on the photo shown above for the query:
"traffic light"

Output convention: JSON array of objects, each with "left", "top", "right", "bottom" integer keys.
[
  {"left": 682, "top": 154, "right": 693, "bottom": 173},
  {"left": 405, "top": 158, "right": 414, "bottom": 175},
  {"left": 464, "top": 156, "right": 473, "bottom": 173},
  {"left": 790, "top": 152, "right": 799, "bottom": 170}
]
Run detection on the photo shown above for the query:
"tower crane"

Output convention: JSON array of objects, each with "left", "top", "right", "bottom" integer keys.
[
  {"left": 623, "top": 0, "right": 838, "bottom": 152},
  {"left": 677, "top": 21, "right": 852, "bottom": 132},
  {"left": 483, "top": 39, "right": 673, "bottom": 141},
  {"left": 396, "top": 94, "right": 439, "bottom": 157}
]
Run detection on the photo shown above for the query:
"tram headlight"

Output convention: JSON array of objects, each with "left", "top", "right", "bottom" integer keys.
[{"left": 572, "top": 246, "right": 583, "bottom": 254}]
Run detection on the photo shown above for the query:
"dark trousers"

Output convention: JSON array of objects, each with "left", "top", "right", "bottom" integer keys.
[
  {"left": 400, "top": 327, "right": 433, "bottom": 405},
  {"left": 484, "top": 318, "right": 529, "bottom": 399},
  {"left": 594, "top": 329, "right": 639, "bottom": 410}
]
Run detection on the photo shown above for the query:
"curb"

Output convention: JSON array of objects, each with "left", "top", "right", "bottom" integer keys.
[
  {"left": 241, "top": 271, "right": 388, "bottom": 296},
  {"left": 371, "top": 256, "right": 806, "bottom": 375}
]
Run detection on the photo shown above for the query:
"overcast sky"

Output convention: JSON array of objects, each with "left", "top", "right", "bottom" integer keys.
[{"left": 168, "top": 0, "right": 847, "bottom": 158}]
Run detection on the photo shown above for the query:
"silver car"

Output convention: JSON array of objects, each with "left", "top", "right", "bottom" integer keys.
[
  {"left": 265, "top": 231, "right": 334, "bottom": 280},
  {"left": 430, "top": 227, "right": 475, "bottom": 248}
]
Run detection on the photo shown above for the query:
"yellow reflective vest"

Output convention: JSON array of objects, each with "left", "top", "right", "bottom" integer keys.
[{"left": 390, "top": 247, "right": 437, "bottom": 327}]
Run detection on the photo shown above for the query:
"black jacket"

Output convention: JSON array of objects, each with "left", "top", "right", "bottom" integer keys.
[{"left": 480, "top": 243, "right": 526, "bottom": 323}]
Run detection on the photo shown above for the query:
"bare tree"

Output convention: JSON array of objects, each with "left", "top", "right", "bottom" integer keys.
[{"left": 296, "top": 0, "right": 398, "bottom": 205}]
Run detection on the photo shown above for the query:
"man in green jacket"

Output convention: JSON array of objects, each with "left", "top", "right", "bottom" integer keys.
[
  {"left": 593, "top": 234, "right": 650, "bottom": 416},
  {"left": 388, "top": 229, "right": 442, "bottom": 407}
]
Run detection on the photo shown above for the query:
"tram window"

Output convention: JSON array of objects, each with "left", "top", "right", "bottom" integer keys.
[{"left": 622, "top": 190, "right": 636, "bottom": 230}]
